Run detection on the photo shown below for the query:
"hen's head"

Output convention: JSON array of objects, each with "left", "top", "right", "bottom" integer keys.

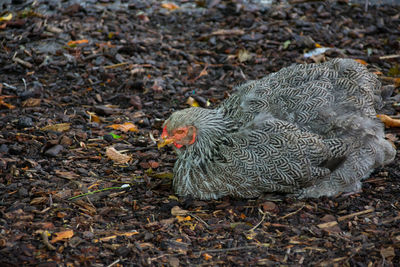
[{"left": 158, "top": 108, "right": 199, "bottom": 149}]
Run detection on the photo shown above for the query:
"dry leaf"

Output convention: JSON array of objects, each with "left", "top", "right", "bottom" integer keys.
[
  {"left": 354, "top": 59, "right": 367, "bottom": 65},
  {"left": 67, "top": 39, "right": 89, "bottom": 46},
  {"left": 203, "top": 253, "right": 212, "bottom": 260},
  {"left": 93, "top": 231, "right": 139, "bottom": 243},
  {"left": 171, "top": 206, "right": 188, "bottom": 216},
  {"left": 380, "top": 246, "right": 395, "bottom": 259},
  {"left": 0, "top": 95, "right": 16, "bottom": 109},
  {"left": 41, "top": 123, "right": 71, "bottom": 132},
  {"left": 107, "top": 122, "right": 138, "bottom": 132},
  {"left": 106, "top": 146, "right": 132, "bottom": 164},
  {"left": 50, "top": 230, "right": 74, "bottom": 243},
  {"left": 161, "top": 3, "right": 180, "bottom": 10},
  {"left": 87, "top": 111, "right": 101, "bottom": 123},
  {"left": 22, "top": 98, "right": 41, "bottom": 107},
  {"left": 30, "top": 197, "right": 48, "bottom": 205},
  {"left": 55, "top": 170, "right": 80, "bottom": 180},
  {"left": 237, "top": 49, "right": 252, "bottom": 62},
  {"left": 377, "top": 114, "right": 400, "bottom": 127}
]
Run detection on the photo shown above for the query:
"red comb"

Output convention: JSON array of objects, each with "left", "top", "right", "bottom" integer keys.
[{"left": 161, "top": 125, "right": 168, "bottom": 139}]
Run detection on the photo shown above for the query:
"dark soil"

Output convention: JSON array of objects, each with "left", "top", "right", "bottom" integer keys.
[{"left": 1, "top": 0, "right": 400, "bottom": 266}]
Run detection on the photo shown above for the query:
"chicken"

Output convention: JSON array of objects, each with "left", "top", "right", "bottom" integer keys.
[{"left": 158, "top": 58, "right": 396, "bottom": 200}]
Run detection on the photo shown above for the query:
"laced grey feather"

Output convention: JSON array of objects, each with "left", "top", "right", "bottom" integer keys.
[{"left": 163, "top": 58, "right": 396, "bottom": 200}]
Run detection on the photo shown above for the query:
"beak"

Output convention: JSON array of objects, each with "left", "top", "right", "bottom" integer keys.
[{"left": 157, "top": 137, "right": 174, "bottom": 149}]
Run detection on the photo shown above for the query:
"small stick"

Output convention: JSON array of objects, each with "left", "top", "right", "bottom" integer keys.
[
  {"left": 338, "top": 208, "right": 374, "bottom": 222},
  {"left": 379, "top": 54, "right": 400, "bottom": 60},
  {"left": 195, "top": 245, "right": 260, "bottom": 255},
  {"left": 248, "top": 208, "right": 268, "bottom": 232},
  {"left": 107, "top": 259, "right": 120, "bottom": 267},
  {"left": 279, "top": 204, "right": 305, "bottom": 220}
]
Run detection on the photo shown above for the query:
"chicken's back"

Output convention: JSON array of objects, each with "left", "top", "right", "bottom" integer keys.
[{"left": 220, "top": 58, "right": 395, "bottom": 197}]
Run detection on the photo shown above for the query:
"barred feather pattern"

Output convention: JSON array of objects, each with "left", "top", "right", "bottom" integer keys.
[{"left": 164, "top": 59, "right": 396, "bottom": 200}]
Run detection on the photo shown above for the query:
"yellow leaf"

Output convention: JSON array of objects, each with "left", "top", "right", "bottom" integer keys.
[
  {"left": 315, "top": 43, "right": 322, "bottom": 48},
  {"left": 186, "top": 96, "right": 200, "bottom": 107},
  {"left": 41, "top": 123, "right": 71, "bottom": 132},
  {"left": 50, "top": 230, "right": 74, "bottom": 243},
  {"left": 0, "top": 13, "right": 13, "bottom": 22},
  {"left": 106, "top": 146, "right": 132, "bottom": 164},
  {"left": 161, "top": 3, "right": 180, "bottom": 10},
  {"left": 237, "top": 49, "right": 252, "bottom": 62},
  {"left": 107, "top": 122, "right": 139, "bottom": 132},
  {"left": 176, "top": 215, "right": 191, "bottom": 222}
]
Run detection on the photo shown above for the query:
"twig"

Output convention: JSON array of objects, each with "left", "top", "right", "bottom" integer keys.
[
  {"left": 379, "top": 54, "right": 400, "bottom": 60},
  {"left": 188, "top": 213, "right": 210, "bottom": 230},
  {"left": 13, "top": 57, "right": 33, "bottom": 68},
  {"left": 104, "top": 62, "right": 129, "bottom": 69},
  {"left": 248, "top": 208, "right": 269, "bottom": 232},
  {"left": 279, "top": 204, "right": 305, "bottom": 220},
  {"left": 195, "top": 245, "right": 260, "bottom": 255},
  {"left": 337, "top": 208, "right": 374, "bottom": 222},
  {"left": 106, "top": 259, "right": 120, "bottom": 267},
  {"left": 317, "top": 221, "right": 338, "bottom": 229},
  {"left": 380, "top": 215, "right": 400, "bottom": 225},
  {"left": 68, "top": 184, "right": 130, "bottom": 200}
]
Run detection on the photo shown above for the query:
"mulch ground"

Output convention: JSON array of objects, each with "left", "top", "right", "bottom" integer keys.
[{"left": 0, "top": 0, "right": 400, "bottom": 266}]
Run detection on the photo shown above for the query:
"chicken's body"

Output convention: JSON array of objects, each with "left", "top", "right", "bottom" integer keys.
[{"left": 162, "top": 59, "right": 396, "bottom": 200}]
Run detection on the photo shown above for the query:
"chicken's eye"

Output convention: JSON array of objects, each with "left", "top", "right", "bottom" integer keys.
[{"left": 175, "top": 129, "right": 185, "bottom": 135}]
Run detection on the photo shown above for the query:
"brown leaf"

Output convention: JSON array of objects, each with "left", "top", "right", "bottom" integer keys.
[
  {"left": 50, "top": 230, "right": 74, "bottom": 243},
  {"left": 87, "top": 111, "right": 101, "bottom": 123},
  {"left": 107, "top": 122, "right": 138, "bottom": 132},
  {"left": 0, "top": 95, "right": 16, "bottom": 109},
  {"left": 22, "top": 98, "right": 41, "bottom": 107},
  {"left": 106, "top": 146, "right": 132, "bottom": 164},
  {"left": 41, "top": 123, "right": 71, "bottom": 132},
  {"left": 171, "top": 206, "right": 188, "bottom": 216},
  {"left": 380, "top": 246, "right": 395, "bottom": 259},
  {"left": 30, "top": 197, "right": 48, "bottom": 205},
  {"left": 377, "top": 114, "right": 400, "bottom": 127},
  {"left": 203, "top": 253, "right": 212, "bottom": 260},
  {"left": 161, "top": 2, "right": 180, "bottom": 10}
]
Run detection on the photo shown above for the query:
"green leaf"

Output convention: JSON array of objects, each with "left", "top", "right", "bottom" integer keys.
[
  {"left": 110, "top": 133, "right": 122, "bottom": 139},
  {"left": 283, "top": 40, "right": 291, "bottom": 50}
]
